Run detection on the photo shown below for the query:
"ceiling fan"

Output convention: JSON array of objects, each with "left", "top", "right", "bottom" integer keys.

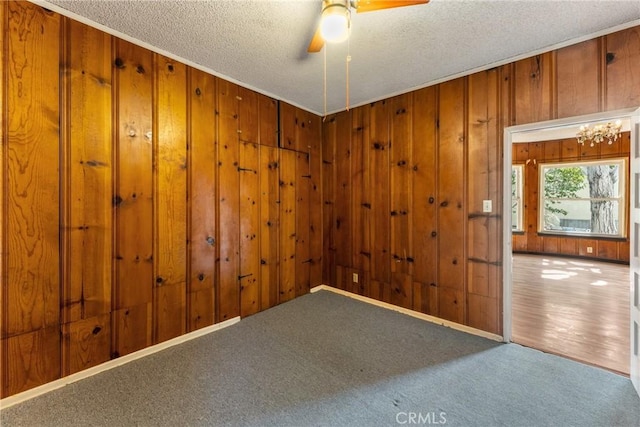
[{"left": 307, "top": 0, "right": 429, "bottom": 53}]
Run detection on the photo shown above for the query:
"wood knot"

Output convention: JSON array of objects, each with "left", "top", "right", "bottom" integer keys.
[
  {"left": 606, "top": 52, "right": 615, "bottom": 64},
  {"left": 167, "top": 64, "right": 174, "bottom": 72},
  {"left": 114, "top": 58, "right": 125, "bottom": 69},
  {"left": 198, "top": 274, "right": 205, "bottom": 282},
  {"left": 195, "top": 87, "right": 202, "bottom": 96},
  {"left": 136, "top": 65, "right": 145, "bottom": 74},
  {"left": 92, "top": 326, "right": 102, "bottom": 335}
]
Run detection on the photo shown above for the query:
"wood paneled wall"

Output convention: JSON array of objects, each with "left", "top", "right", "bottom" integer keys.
[
  {"left": 0, "top": 1, "right": 321, "bottom": 398},
  {"left": 322, "top": 25, "right": 640, "bottom": 336},
  {"left": 512, "top": 133, "right": 631, "bottom": 262}
]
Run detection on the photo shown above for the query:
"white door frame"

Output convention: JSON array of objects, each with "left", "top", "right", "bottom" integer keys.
[{"left": 502, "top": 107, "right": 640, "bottom": 396}]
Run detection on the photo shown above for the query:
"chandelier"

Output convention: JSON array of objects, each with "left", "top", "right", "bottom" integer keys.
[{"left": 576, "top": 120, "right": 622, "bottom": 147}]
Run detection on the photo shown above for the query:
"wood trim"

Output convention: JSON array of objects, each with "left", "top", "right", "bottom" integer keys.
[{"left": 311, "top": 285, "right": 503, "bottom": 342}]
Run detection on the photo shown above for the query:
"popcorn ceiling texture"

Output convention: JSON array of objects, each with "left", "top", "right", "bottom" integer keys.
[{"left": 43, "top": 0, "right": 640, "bottom": 115}]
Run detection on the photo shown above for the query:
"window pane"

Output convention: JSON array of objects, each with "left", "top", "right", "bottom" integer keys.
[
  {"left": 512, "top": 201, "right": 521, "bottom": 230},
  {"left": 542, "top": 199, "right": 620, "bottom": 235},
  {"left": 512, "top": 165, "right": 524, "bottom": 232},
  {"left": 539, "top": 158, "right": 626, "bottom": 237}
]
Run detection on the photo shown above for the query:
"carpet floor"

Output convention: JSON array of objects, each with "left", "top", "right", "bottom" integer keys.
[{"left": 1, "top": 290, "right": 639, "bottom": 426}]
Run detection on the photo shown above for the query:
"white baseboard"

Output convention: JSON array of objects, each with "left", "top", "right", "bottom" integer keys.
[
  {"left": 0, "top": 317, "right": 240, "bottom": 410},
  {"left": 311, "top": 285, "right": 504, "bottom": 342}
]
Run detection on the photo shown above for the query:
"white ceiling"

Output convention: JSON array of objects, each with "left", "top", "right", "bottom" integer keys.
[{"left": 38, "top": 0, "right": 640, "bottom": 115}]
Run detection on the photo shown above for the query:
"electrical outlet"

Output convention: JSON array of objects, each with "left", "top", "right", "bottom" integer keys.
[
  {"left": 353, "top": 273, "right": 359, "bottom": 283},
  {"left": 482, "top": 200, "right": 492, "bottom": 213},
  {"left": 586, "top": 246, "right": 593, "bottom": 254}
]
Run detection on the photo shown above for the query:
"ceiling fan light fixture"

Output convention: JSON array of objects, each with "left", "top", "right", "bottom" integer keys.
[{"left": 320, "top": 2, "right": 351, "bottom": 43}]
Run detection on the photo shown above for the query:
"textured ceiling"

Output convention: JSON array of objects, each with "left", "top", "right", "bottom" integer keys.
[{"left": 39, "top": 0, "right": 640, "bottom": 115}]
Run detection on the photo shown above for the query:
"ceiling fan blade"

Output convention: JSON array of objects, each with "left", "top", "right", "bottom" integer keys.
[
  {"left": 355, "top": 0, "right": 429, "bottom": 13},
  {"left": 307, "top": 24, "right": 325, "bottom": 53}
]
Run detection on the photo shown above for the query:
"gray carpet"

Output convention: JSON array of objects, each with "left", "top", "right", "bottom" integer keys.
[{"left": 1, "top": 290, "right": 639, "bottom": 426}]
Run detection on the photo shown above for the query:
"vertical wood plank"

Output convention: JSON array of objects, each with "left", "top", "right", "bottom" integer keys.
[
  {"left": 467, "top": 294, "right": 499, "bottom": 335},
  {"left": 334, "top": 110, "right": 352, "bottom": 272},
  {"left": 238, "top": 87, "right": 259, "bottom": 144},
  {"left": 514, "top": 53, "right": 555, "bottom": 125},
  {"left": 390, "top": 272, "right": 412, "bottom": 309},
  {"left": 556, "top": 39, "right": 601, "bottom": 117},
  {"left": 113, "top": 39, "right": 153, "bottom": 357},
  {"left": 259, "top": 146, "right": 280, "bottom": 310},
  {"left": 217, "top": 79, "right": 240, "bottom": 321},
  {"left": 5, "top": 0, "right": 61, "bottom": 337},
  {"left": 258, "top": 94, "right": 278, "bottom": 148},
  {"left": 239, "top": 87, "right": 260, "bottom": 317},
  {"left": 466, "top": 69, "right": 501, "bottom": 334},
  {"left": 279, "top": 149, "right": 297, "bottom": 302},
  {"left": 438, "top": 78, "right": 466, "bottom": 323},
  {"left": 389, "top": 94, "right": 413, "bottom": 277},
  {"left": 296, "top": 152, "right": 311, "bottom": 296},
  {"left": 0, "top": 0, "right": 6, "bottom": 394},
  {"left": 62, "top": 314, "right": 110, "bottom": 376},
  {"left": 307, "top": 112, "right": 323, "bottom": 288},
  {"left": 524, "top": 143, "right": 543, "bottom": 252},
  {"left": 4, "top": 327, "right": 60, "bottom": 397},
  {"left": 189, "top": 289, "right": 215, "bottom": 331},
  {"left": 322, "top": 116, "right": 337, "bottom": 286},
  {"left": 369, "top": 101, "right": 391, "bottom": 288},
  {"left": 561, "top": 137, "right": 579, "bottom": 160},
  {"left": 412, "top": 87, "right": 438, "bottom": 314},
  {"left": 279, "top": 102, "right": 296, "bottom": 150},
  {"left": 544, "top": 141, "right": 561, "bottom": 160},
  {"left": 112, "top": 304, "right": 152, "bottom": 357},
  {"left": 351, "top": 107, "right": 371, "bottom": 280},
  {"left": 188, "top": 69, "right": 216, "bottom": 330},
  {"left": 3, "top": 3, "right": 61, "bottom": 397},
  {"left": 154, "top": 55, "right": 187, "bottom": 343},
  {"left": 239, "top": 140, "right": 260, "bottom": 317},
  {"left": 63, "top": 20, "right": 112, "bottom": 324},
  {"left": 605, "top": 27, "right": 640, "bottom": 110}
]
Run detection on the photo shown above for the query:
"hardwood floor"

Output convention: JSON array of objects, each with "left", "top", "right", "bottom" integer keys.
[{"left": 512, "top": 253, "right": 630, "bottom": 375}]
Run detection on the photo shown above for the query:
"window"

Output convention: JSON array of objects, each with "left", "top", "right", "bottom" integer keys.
[
  {"left": 538, "top": 158, "right": 627, "bottom": 238},
  {"left": 512, "top": 165, "right": 524, "bottom": 232}
]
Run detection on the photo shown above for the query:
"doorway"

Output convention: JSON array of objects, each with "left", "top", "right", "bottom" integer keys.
[{"left": 502, "top": 108, "right": 640, "bottom": 397}]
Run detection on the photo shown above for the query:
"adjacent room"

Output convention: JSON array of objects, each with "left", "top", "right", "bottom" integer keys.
[
  {"left": 510, "top": 129, "right": 632, "bottom": 375},
  {"left": 1, "top": 0, "right": 639, "bottom": 425}
]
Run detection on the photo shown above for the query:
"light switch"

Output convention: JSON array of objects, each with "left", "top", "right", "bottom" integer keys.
[{"left": 482, "top": 200, "right": 492, "bottom": 213}]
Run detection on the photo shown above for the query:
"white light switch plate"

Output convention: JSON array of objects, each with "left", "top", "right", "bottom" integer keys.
[{"left": 483, "top": 200, "right": 492, "bottom": 213}]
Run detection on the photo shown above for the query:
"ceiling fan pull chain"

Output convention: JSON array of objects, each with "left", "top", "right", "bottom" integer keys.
[
  {"left": 346, "top": 38, "right": 351, "bottom": 111},
  {"left": 323, "top": 45, "right": 327, "bottom": 120}
]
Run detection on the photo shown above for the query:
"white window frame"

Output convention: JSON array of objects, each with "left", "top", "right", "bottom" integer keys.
[
  {"left": 537, "top": 158, "right": 627, "bottom": 238},
  {"left": 511, "top": 164, "right": 524, "bottom": 232}
]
